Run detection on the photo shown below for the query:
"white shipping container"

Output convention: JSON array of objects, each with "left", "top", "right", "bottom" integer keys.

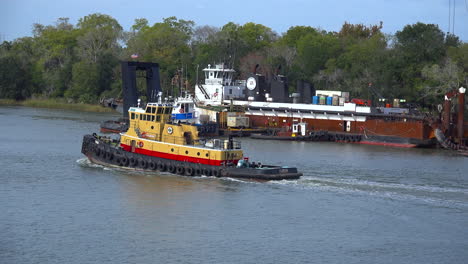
[
  {"left": 316, "top": 90, "right": 342, "bottom": 97},
  {"left": 339, "top": 97, "right": 345, "bottom": 106}
]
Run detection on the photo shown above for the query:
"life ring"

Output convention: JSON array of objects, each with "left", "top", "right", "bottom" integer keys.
[
  {"left": 194, "top": 167, "right": 202, "bottom": 176},
  {"left": 176, "top": 166, "right": 185, "bottom": 175},
  {"left": 138, "top": 141, "right": 144, "bottom": 148},
  {"left": 157, "top": 162, "right": 166, "bottom": 172},
  {"left": 184, "top": 166, "right": 194, "bottom": 176},
  {"left": 139, "top": 159, "right": 147, "bottom": 169},
  {"left": 149, "top": 161, "right": 157, "bottom": 170}
]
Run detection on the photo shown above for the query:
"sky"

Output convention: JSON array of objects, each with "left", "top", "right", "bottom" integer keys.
[{"left": 1, "top": 0, "right": 468, "bottom": 42}]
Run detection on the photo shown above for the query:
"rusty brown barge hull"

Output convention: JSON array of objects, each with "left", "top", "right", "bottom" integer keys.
[{"left": 245, "top": 111, "right": 435, "bottom": 148}]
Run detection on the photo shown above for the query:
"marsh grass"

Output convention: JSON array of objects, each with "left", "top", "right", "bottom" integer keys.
[{"left": 0, "top": 98, "right": 115, "bottom": 113}]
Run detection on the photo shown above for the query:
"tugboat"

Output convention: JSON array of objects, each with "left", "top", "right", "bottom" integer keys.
[{"left": 81, "top": 98, "right": 302, "bottom": 180}]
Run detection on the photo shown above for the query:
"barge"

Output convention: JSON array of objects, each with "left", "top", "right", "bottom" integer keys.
[{"left": 193, "top": 64, "right": 442, "bottom": 148}]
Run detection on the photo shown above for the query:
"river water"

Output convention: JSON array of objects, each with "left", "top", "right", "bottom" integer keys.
[{"left": 1, "top": 106, "right": 467, "bottom": 264}]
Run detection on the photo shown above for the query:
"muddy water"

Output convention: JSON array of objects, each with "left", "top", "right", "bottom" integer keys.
[{"left": 1, "top": 106, "right": 467, "bottom": 264}]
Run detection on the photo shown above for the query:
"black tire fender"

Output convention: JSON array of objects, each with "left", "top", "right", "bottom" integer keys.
[
  {"left": 129, "top": 157, "right": 137, "bottom": 167},
  {"left": 157, "top": 162, "right": 166, "bottom": 172},
  {"left": 176, "top": 166, "right": 185, "bottom": 175},
  {"left": 95, "top": 147, "right": 101, "bottom": 156},
  {"left": 202, "top": 168, "right": 211, "bottom": 176},
  {"left": 185, "top": 166, "right": 194, "bottom": 176},
  {"left": 139, "top": 159, "right": 147, "bottom": 169},
  {"left": 149, "top": 161, "right": 157, "bottom": 170},
  {"left": 121, "top": 156, "right": 129, "bottom": 167},
  {"left": 106, "top": 151, "right": 114, "bottom": 161},
  {"left": 167, "top": 164, "right": 175, "bottom": 173}
]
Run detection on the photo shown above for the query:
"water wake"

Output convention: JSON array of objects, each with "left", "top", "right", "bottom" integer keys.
[{"left": 272, "top": 176, "right": 468, "bottom": 209}]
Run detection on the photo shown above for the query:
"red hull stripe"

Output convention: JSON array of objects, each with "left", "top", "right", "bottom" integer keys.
[
  {"left": 358, "top": 141, "right": 417, "bottom": 148},
  {"left": 120, "top": 144, "right": 239, "bottom": 166}
]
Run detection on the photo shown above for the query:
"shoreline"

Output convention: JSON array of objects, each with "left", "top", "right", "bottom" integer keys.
[{"left": 0, "top": 98, "right": 116, "bottom": 113}]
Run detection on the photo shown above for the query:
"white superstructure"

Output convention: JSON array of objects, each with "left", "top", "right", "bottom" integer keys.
[
  {"left": 193, "top": 64, "right": 376, "bottom": 126},
  {"left": 195, "top": 64, "right": 246, "bottom": 105}
]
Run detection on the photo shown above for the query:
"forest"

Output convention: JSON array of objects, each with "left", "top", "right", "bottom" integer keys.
[{"left": 1, "top": 13, "right": 467, "bottom": 110}]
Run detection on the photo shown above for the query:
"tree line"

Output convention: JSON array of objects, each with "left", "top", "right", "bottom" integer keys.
[{"left": 1, "top": 13, "right": 467, "bottom": 109}]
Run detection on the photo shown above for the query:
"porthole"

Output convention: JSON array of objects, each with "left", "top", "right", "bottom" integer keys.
[
  {"left": 171, "top": 148, "right": 174, "bottom": 152},
  {"left": 197, "top": 152, "right": 200, "bottom": 156},
  {"left": 151, "top": 126, "right": 154, "bottom": 129},
  {"left": 205, "top": 153, "right": 209, "bottom": 157},
  {"left": 185, "top": 150, "right": 188, "bottom": 154}
]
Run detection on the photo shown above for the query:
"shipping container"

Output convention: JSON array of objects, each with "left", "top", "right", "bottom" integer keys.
[
  {"left": 332, "top": 95, "right": 339, "bottom": 106},
  {"left": 316, "top": 90, "right": 342, "bottom": 97},
  {"left": 312, "top": 96, "right": 319, "bottom": 105},
  {"left": 342, "top": 92, "right": 350, "bottom": 102},
  {"left": 339, "top": 97, "right": 345, "bottom": 106},
  {"left": 319, "top": 96, "right": 326, "bottom": 105}
]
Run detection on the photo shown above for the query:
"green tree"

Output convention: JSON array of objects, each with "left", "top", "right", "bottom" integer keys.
[
  {"left": 395, "top": 22, "right": 445, "bottom": 64},
  {"left": 0, "top": 41, "right": 33, "bottom": 99},
  {"left": 280, "top": 26, "right": 319, "bottom": 47},
  {"left": 392, "top": 23, "right": 448, "bottom": 102},
  {"left": 31, "top": 18, "right": 79, "bottom": 97},
  {"left": 447, "top": 43, "right": 468, "bottom": 87},
  {"left": 65, "top": 61, "right": 99, "bottom": 103},
  {"left": 69, "top": 13, "right": 123, "bottom": 102},
  {"left": 295, "top": 32, "right": 341, "bottom": 82},
  {"left": 125, "top": 16, "right": 194, "bottom": 95},
  {"left": 76, "top": 13, "right": 122, "bottom": 63}
]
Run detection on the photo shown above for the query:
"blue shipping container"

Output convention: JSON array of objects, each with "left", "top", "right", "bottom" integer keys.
[
  {"left": 312, "top": 96, "right": 319, "bottom": 104},
  {"left": 326, "top": 96, "right": 333, "bottom": 105}
]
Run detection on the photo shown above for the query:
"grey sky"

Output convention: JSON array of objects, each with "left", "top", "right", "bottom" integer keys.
[{"left": 1, "top": 0, "right": 468, "bottom": 42}]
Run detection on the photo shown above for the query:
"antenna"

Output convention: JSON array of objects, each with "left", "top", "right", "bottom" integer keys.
[
  {"left": 452, "top": 0, "right": 456, "bottom": 34},
  {"left": 448, "top": 0, "right": 451, "bottom": 33}
]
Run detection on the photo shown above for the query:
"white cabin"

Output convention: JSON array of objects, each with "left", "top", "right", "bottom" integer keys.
[
  {"left": 172, "top": 93, "right": 199, "bottom": 124},
  {"left": 195, "top": 64, "right": 246, "bottom": 105}
]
